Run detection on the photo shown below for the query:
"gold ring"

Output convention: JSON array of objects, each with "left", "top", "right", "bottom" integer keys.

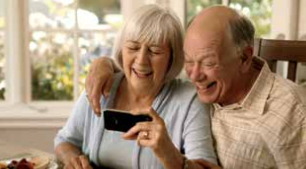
[{"left": 143, "top": 131, "right": 149, "bottom": 139}]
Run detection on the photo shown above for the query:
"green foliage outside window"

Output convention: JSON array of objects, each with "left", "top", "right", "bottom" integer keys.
[
  {"left": 187, "top": 0, "right": 222, "bottom": 24},
  {"left": 230, "top": 0, "right": 273, "bottom": 38},
  {"left": 187, "top": 0, "right": 273, "bottom": 38},
  {"left": 31, "top": 51, "right": 74, "bottom": 100}
]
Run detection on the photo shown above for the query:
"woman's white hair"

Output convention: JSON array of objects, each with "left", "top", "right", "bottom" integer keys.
[{"left": 112, "top": 4, "right": 184, "bottom": 81}]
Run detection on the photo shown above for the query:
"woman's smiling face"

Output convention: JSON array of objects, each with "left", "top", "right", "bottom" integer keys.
[{"left": 122, "top": 40, "right": 171, "bottom": 93}]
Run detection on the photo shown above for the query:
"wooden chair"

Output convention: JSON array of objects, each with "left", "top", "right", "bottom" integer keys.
[{"left": 253, "top": 38, "right": 306, "bottom": 82}]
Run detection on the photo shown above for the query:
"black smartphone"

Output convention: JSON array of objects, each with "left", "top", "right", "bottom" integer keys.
[{"left": 103, "top": 109, "right": 152, "bottom": 132}]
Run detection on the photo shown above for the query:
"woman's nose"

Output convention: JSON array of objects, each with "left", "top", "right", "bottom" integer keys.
[{"left": 135, "top": 47, "right": 150, "bottom": 65}]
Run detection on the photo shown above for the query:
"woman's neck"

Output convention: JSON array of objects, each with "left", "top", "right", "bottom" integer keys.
[{"left": 114, "top": 78, "right": 162, "bottom": 112}]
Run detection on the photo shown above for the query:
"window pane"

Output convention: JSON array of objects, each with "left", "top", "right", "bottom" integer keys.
[
  {"left": 30, "top": 31, "right": 74, "bottom": 100},
  {"left": 0, "top": 0, "right": 5, "bottom": 28},
  {"left": 0, "top": 31, "right": 5, "bottom": 100},
  {"left": 0, "top": 0, "right": 6, "bottom": 100},
  {"left": 297, "top": 63, "right": 306, "bottom": 88},
  {"left": 78, "top": 31, "right": 116, "bottom": 93},
  {"left": 229, "top": 0, "right": 273, "bottom": 38},
  {"left": 29, "top": 0, "right": 75, "bottom": 29},
  {"left": 78, "top": 0, "right": 122, "bottom": 30},
  {"left": 187, "top": 0, "right": 222, "bottom": 23}
]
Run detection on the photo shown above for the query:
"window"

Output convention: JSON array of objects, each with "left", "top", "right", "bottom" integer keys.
[
  {"left": 187, "top": 0, "right": 273, "bottom": 38},
  {"left": 187, "top": 0, "right": 222, "bottom": 24},
  {"left": 0, "top": 0, "right": 6, "bottom": 100},
  {"left": 229, "top": 0, "right": 272, "bottom": 38},
  {"left": 29, "top": 0, "right": 122, "bottom": 101}
]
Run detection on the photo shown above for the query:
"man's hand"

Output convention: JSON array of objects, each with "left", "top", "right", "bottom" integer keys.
[
  {"left": 85, "top": 57, "right": 115, "bottom": 116},
  {"left": 192, "top": 159, "right": 222, "bottom": 169}
]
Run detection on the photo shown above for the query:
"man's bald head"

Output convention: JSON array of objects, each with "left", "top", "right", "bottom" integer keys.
[{"left": 187, "top": 5, "right": 255, "bottom": 50}]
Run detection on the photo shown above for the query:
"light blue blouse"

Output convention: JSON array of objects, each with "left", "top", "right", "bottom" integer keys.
[{"left": 54, "top": 73, "right": 217, "bottom": 169}]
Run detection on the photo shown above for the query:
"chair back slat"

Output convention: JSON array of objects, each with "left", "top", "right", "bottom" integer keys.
[
  {"left": 288, "top": 61, "right": 297, "bottom": 81},
  {"left": 254, "top": 38, "right": 306, "bottom": 82},
  {"left": 267, "top": 60, "right": 277, "bottom": 73}
]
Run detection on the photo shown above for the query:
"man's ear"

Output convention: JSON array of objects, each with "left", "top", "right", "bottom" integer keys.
[{"left": 240, "top": 46, "right": 253, "bottom": 73}]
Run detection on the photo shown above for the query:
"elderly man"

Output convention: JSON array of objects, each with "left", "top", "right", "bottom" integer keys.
[{"left": 85, "top": 5, "right": 306, "bottom": 169}]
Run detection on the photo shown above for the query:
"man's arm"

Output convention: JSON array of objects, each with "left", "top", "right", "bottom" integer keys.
[{"left": 85, "top": 57, "right": 119, "bottom": 116}]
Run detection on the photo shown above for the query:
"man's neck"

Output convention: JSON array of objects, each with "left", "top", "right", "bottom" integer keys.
[
  {"left": 219, "top": 61, "right": 262, "bottom": 106},
  {"left": 236, "top": 61, "right": 262, "bottom": 104}
]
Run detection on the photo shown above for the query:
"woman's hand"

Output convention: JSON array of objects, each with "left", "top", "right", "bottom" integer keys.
[
  {"left": 63, "top": 155, "right": 92, "bottom": 169},
  {"left": 123, "top": 108, "right": 185, "bottom": 169},
  {"left": 122, "top": 107, "right": 172, "bottom": 154}
]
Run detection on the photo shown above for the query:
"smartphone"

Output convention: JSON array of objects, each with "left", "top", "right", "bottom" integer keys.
[{"left": 103, "top": 109, "right": 152, "bottom": 132}]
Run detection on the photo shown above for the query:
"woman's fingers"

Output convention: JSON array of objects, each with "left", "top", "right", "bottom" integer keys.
[
  {"left": 123, "top": 122, "right": 152, "bottom": 139},
  {"left": 137, "top": 130, "right": 152, "bottom": 146},
  {"left": 145, "top": 107, "right": 160, "bottom": 121}
]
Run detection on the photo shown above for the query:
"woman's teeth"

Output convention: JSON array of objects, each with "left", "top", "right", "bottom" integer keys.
[{"left": 133, "top": 69, "right": 152, "bottom": 77}]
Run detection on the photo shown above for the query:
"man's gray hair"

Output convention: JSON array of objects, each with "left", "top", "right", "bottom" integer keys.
[
  {"left": 113, "top": 4, "right": 184, "bottom": 81},
  {"left": 228, "top": 14, "right": 255, "bottom": 50}
]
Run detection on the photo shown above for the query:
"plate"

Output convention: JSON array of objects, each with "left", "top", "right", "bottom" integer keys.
[{"left": 0, "top": 156, "right": 58, "bottom": 169}]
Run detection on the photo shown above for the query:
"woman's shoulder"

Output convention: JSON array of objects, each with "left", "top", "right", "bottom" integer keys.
[{"left": 167, "top": 78, "right": 196, "bottom": 98}]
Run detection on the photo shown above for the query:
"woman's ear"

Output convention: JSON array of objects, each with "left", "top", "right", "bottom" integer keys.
[{"left": 240, "top": 46, "right": 253, "bottom": 73}]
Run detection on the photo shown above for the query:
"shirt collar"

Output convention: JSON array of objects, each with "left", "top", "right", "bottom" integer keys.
[{"left": 213, "top": 57, "right": 274, "bottom": 114}]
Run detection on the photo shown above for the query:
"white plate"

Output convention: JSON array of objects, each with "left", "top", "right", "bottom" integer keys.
[
  {"left": 0, "top": 156, "right": 58, "bottom": 169},
  {"left": 47, "top": 160, "right": 58, "bottom": 169}
]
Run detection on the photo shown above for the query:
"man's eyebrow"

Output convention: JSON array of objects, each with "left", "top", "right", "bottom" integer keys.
[
  {"left": 126, "top": 40, "right": 138, "bottom": 44},
  {"left": 184, "top": 51, "right": 216, "bottom": 60}
]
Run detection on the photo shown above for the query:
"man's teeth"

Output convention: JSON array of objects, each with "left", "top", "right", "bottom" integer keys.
[
  {"left": 198, "top": 85, "right": 207, "bottom": 89},
  {"left": 207, "top": 82, "right": 216, "bottom": 88},
  {"left": 198, "top": 82, "right": 216, "bottom": 89}
]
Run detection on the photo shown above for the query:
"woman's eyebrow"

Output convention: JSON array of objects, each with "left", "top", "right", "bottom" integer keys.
[{"left": 126, "top": 40, "right": 139, "bottom": 44}]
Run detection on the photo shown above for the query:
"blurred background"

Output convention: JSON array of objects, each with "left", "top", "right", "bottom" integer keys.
[{"left": 0, "top": 0, "right": 305, "bottom": 152}]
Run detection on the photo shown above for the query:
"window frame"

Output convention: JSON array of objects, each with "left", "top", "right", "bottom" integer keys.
[{"left": 0, "top": 0, "right": 120, "bottom": 127}]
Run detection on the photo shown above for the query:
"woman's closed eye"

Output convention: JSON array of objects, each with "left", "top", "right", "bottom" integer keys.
[
  {"left": 149, "top": 49, "right": 162, "bottom": 55},
  {"left": 148, "top": 46, "right": 164, "bottom": 55},
  {"left": 126, "top": 45, "right": 140, "bottom": 51}
]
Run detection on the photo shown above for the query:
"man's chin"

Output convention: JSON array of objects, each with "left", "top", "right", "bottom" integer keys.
[{"left": 197, "top": 93, "right": 217, "bottom": 104}]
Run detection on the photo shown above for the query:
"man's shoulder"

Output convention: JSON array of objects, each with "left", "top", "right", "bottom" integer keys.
[
  {"left": 258, "top": 75, "right": 306, "bottom": 142},
  {"left": 270, "top": 74, "right": 306, "bottom": 104}
]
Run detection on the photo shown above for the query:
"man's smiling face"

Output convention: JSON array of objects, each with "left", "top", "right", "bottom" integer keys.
[{"left": 184, "top": 23, "right": 244, "bottom": 106}]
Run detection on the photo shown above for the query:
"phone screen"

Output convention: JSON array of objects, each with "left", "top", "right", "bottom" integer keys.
[{"left": 103, "top": 109, "right": 152, "bottom": 132}]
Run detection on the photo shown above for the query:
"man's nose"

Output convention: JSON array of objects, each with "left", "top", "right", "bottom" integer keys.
[{"left": 189, "top": 63, "right": 204, "bottom": 82}]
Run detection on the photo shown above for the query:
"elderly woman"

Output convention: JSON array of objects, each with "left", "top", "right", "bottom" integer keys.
[{"left": 54, "top": 4, "right": 218, "bottom": 169}]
